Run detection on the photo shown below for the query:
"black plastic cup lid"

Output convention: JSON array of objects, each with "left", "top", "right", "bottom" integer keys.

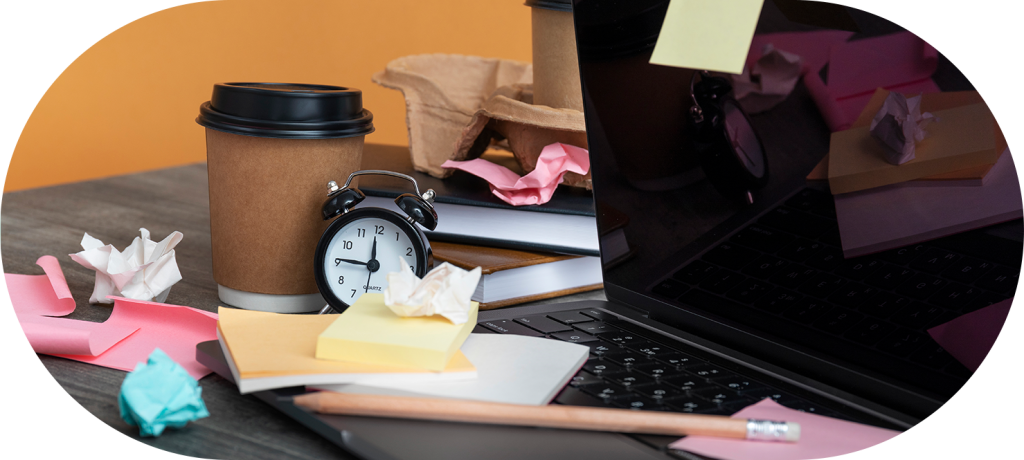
[
  {"left": 524, "top": 0, "right": 572, "bottom": 12},
  {"left": 196, "top": 83, "right": 374, "bottom": 139}
]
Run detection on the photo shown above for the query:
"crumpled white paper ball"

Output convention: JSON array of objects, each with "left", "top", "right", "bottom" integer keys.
[
  {"left": 69, "top": 228, "right": 183, "bottom": 304},
  {"left": 731, "top": 43, "right": 803, "bottom": 114},
  {"left": 384, "top": 258, "right": 481, "bottom": 325},
  {"left": 870, "top": 92, "right": 937, "bottom": 165}
]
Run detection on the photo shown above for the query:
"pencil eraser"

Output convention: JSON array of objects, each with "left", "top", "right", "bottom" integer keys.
[{"left": 785, "top": 422, "right": 801, "bottom": 442}]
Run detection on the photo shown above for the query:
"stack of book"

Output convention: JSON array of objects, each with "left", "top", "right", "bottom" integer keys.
[
  {"left": 358, "top": 145, "right": 632, "bottom": 309},
  {"left": 809, "top": 90, "right": 1021, "bottom": 257}
]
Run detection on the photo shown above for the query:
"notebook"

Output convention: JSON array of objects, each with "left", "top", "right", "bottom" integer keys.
[{"left": 195, "top": 3, "right": 1021, "bottom": 459}]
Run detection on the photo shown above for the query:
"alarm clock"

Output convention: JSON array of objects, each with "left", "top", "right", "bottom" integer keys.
[
  {"left": 314, "top": 170, "right": 437, "bottom": 314},
  {"left": 689, "top": 70, "right": 769, "bottom": 204}
]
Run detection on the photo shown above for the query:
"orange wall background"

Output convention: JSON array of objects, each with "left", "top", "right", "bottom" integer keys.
[{"left": 5, "top": 0, "right": 533, "bottom": 192}]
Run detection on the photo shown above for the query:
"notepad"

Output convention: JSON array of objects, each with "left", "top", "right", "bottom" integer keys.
[
  {"left": 217, "top": 307, "right": 476, "bottom": 394},
  {"left": 314, "top": 333, "right": 589, "bottom": 406},
  {"left": 316, "top": 294, "right": 478, "bottom": 371},
  {"left": 827, "top": 102, "right": 999, "bottom": 194}
]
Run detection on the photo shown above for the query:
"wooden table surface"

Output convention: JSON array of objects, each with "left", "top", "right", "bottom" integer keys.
[{"left": 0, "top": 162, "right": 605, "bottom": 459}]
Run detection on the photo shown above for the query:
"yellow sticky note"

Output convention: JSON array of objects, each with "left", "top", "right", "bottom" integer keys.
[
  {"left": 316, "top": 294, "right": 478, "bottom": 371},
  {"left": 649, "top": 0, "right": 764, "bottom": 74}
]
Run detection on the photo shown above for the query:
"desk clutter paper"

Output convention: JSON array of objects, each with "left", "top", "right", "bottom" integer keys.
[
  {"left": 217, "top": 307, "right": 476, "bottom": 394},
  {"left": 928, "top": 298, "right": 1013, "bottom": 372},
  {"left": 669, "top": 398, "right": 899, "bottom": 460},
  {"left": 314, "top": 333, "right": 589, "bottom": 406},
  {"left": 317, "top": 293, "right": 478, "bottom": 371},
  {"left": 385, "top": 258, "right": 481, "bottom": 325},
  {"left": 7, "top": 255, "right": 218, "bottom": 379},
  {"left": 119, "top": 348, "right": 209, "bottom": 437},
  {"left": 441, "top": 142, "right": 590, "bottom": 206},
  {"left": 70, "top": 228, "right": 183, "bottom": 304},
  {"left": 649, "top": 0, "right": 765, "bottom": 75}
]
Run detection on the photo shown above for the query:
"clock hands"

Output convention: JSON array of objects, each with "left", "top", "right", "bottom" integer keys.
[
  {"left": 365, "top": 236, "right": 378, "bottom": 293},
  {"left": 335, "top": 258, "right": 367, "bottom": 266}
]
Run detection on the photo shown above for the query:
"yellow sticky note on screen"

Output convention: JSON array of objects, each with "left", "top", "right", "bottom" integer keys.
[{"left": 650, "top": 0, "right": 764, "bottom": 74}]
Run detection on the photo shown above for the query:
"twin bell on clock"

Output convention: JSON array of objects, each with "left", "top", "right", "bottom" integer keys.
[{"left": 314, "top": 170, "right": 438, "bottom": 314}]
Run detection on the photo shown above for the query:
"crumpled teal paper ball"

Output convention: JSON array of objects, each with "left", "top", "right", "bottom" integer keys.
[{"left": 118, "top": 348, "right": 210, "bottom": 437}]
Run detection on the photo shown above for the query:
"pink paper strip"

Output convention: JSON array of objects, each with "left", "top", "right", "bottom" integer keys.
[
  {"left": 442, "top": 143, "right": 590, "bottom": 206},
  {"left": 53, "top": 297, "right": 218, "bottom": 380},
  {"left": 6, "top": 255, "right": 76, "bottom": 317},
  {"left": 669, "top": 398, "right": 900, "bottom": 460},
  {"left": 19, "top": 316, "right": 139, "bottom": 356},
  {"left": 827, "top": 32, "right": 938, "bottom": 100},
  {"left": 928, "top": 298, "right": 1012, "bottom": 372}
]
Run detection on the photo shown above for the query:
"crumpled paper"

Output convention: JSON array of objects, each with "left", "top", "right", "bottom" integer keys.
[
  {"left": 384, "top": 258, "right": 481, "bottom": 324},
  {"left": 441, "top": 142, "right": 590, "bottom": 206},
  {"left": 69, "top": 228, "right": 183, "bottom": 304},
  {"left": 118, "top": 348, "right": 210, "bottom": 437},
  {"left": 731, "top": 43, "right": 803, "bottom": 114},
  {"left": 870, "top": 92, "right": 937, "bottom": 165}
]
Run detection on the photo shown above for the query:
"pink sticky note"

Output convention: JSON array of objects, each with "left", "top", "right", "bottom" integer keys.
[
  {"left": 19, "top": 316, "right": 138, "bottom": 356},
  {"left": 746, "top": 31, "right": 854, "bottom": 74},
  {"left": 53, "top": 297, "right": 218, "bottom": 380},
  {"left": 669, "top": 398, "right": 900, "bottom": 460},
  {"left": 442, "top": 143, "right": 590, "bottom": 206},
  {"left": 928, "top": 298, "right": 1012, "bottom": 372},
  {"left": 828, "top": 32, "right": 938, "bottom": 100},
  {"left": 5, "top": 255, "right": 76, "bottom": 317}
]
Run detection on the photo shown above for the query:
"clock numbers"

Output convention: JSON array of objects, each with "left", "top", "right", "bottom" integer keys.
[
  {"left": 357, "top": 228, "right": 365, "bottom": 237},
  {"left": 334, "top": 258, "right": 341, "bottom": 266},
  {"left": 395, "top": 231, "right": 399, "bottom": 241},
  {"left": 375, "top": 225, "right": 384, "bottom": 235},
  {"left": 406, "top": 247, "right": 413, "bottom": 256},
  {"left": 350, "top": 289, "right": 357, "bottom": 298},
  {"left": 343, "top": 240, "right": 353, "bottom": 250},
  {"left": 337, "top": 276, "right": 344, "bottom": 284}
]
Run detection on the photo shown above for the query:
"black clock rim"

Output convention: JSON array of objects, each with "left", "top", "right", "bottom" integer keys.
[{"left": 313, "top": 207, "right": 431, "bottom": 312}]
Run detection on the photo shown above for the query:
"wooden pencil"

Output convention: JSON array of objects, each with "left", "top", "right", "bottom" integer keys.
[{"left": 292, "top": 392, "right": 800, "bottom": 442}]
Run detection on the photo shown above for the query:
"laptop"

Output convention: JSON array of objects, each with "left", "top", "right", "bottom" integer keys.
[{"left": 196, "top": 2, "right": 1021, "bottom": 458}]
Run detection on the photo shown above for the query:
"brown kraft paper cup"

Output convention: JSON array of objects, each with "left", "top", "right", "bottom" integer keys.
[
  {"left": 205, "top": 130, "right": 364, "bottom": 302},
  {"left": 531, "top": 7, "right": 584, "bottom": 112}
]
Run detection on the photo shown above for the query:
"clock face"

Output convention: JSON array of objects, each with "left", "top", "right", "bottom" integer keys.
[{"left": 315, "top": 208, "right": 428, "bottom": 309}]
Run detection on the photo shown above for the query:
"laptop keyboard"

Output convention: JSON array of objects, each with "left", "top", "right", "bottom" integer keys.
[
  {"left": 650, "top": 188, "right": 1019, "bottom": 399},
  {"left": 476, "top": 308, "right": 852, "bottom": 420}
]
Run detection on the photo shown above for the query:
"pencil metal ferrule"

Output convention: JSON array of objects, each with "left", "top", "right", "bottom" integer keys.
[{"left": 745, "top": 419, "right": 800, "bottom": 442}]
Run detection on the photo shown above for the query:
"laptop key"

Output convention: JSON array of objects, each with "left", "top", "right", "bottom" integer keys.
[
  {"left": 843, "top": 318, "right": 897, "bottom": 346},
  {"left": 576, "top": 309, "right": 619, "bottom": 322},
  {"left": 514, "top": 315, "right": 573, "bottom": 333},
  {"left": 834, "top": 258, "right": 883, "bottom": 281},
  {"left": 652, "top": 278, "right": 688, "bottom": 299},
  {"left": 769, "top": 265, "right": 817, "bottom": 289},
  {"left": 683, "top": 362, "right": 736, "bottom": 380},
  {"left": 583, "top": 360, "right": 628, "bottom": 377},
  {"left": 702, "top": 243, "right": 759, "bottom": 270},
  {"left": 813, "top": 307, "right": 863, "bottom": 335},
  {"left": 578, "top": 381, "right": 630, "bottom": 400},
  {"left": 656, "top": 352, "right": 703, "bottom": 369},
  {"left": 726, "top": 279, "right": 771, "bottom": 304},
  {"left": 783, "top": 298, "right": 831, "bottom": 324},
  {"left": 627, "top": 341, "right": 678, "bottom": 358},
  {"left": 753, "top": 288, "right": 801, "bottom": 313},
  {"left": 859, "top": 292, "right": 911, "bottom": 319},
  {"left": 700, "top": 271, "right": 747, "bottom": 294},
  {"left": 603, "top": 350, "right": 646, "bottom": 367},
  {"left": 929, "top": 284, "right": 980, "bottom": 310},
  {"left": 909, "top": 248, "right": 960, "bottom": 274},
  {"left": 730, "top": 225, "right": 794, "bottom": 253},
  {"left": 632, "top": 362, "right": 688, "bottom": 379},
  {"left": 479, "top": 320, "right": 544, "bottom": 337},
  {"left": 607, "top": 373, "right": 657, "bottom": 389},
  {"left": 708, "top": 376, "right": 769, "bottom": 394},
  {"left": 895, "top": 273, "right": 947, "bottom": 300},
  {"left": 690, "top": 388, "right": 755, "bottom": 406},
  {"left": 581, "top": 342, "right": 615, "bottom": 357},
  {"left": 673, "top": 260, "right": 718, "bottom": 284},
  {"left": 864, "top": 265, "right": 916, "bottom": 290},
  {"left": 610, "top": 394, "right": 661, "bottom": 410},
  {"left": 879, "top": 244, "right": 929, "bottom": 265},
  {"left": 910, "top": 344, "right": 954, "bottom": 369},
  {"left": 975, "top": 265, "right": 1019, "bottom": 295},
  {"left": 573, "top": 322, "right": 614, "bottom": 335},
  {"left": 662, "top": 377, "right": 718, "bottom": 392},
  {"left": 798, "top": 273, "right": 845, "bottom": 299},
  {"left": 804, "top": 245, "right": 843, "bottom": 271},
  {"left": 777, "top": 239, "right": 823, "bottom": 262},
  {"left": 547, "top": 311, "right": 595, "bottom": 325},
  {"left": 594, "top": 330, "right": 648, "bottom": 346},
  {"left": 891, "top": 302, "right": 944, "bottom": 329},
  {"left": 875, "top": 328, "right": 928, "bottom": 358},
  {"left": 472, "top": 325, "right": 496, "bottom": 334},
  {"left": 742, "top": 255, "right": 790, "bottom": 279},
  {"left": 827, "top": 283, "right": 878, "bottom": 309},
  {"left": 941, "top": 257, "right": 994, "bottom": 284},
  {"left": 743, "top": 388, "right": 800, "bottom": 405},
  {"left": 554, "top": 386, "right": 613, "bottom": 408},
  {"left": 631, "top": 383, "right": 687, "bottom": 403},
  {"left": 569, "top": 372, "right": 604, "bottom": 387},
  {"left": 551, "top": 330, "right": 598, "bottom": 343}
]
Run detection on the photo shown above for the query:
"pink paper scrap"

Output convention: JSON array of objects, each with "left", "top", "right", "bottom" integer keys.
[
  {"left": 748, "top": 31, "right": 940, "bottom": 131},
  {"left": 928, "top": 298, "right": 1013, "bottom": 372},
  {"left": 441, "top": 143, "right": 590, "bottom": 206},
  {"left": 53, "top": 297, "right": 218, "bottom": 380},
  {"left": 6, "top": 255, "right": 76, "bottom": 317},
  {"left": 7, "top": 256, "right": 218, "bottom": 379},
  {"left": 669, "top": 398, "right": 900, "bottom": 460}
]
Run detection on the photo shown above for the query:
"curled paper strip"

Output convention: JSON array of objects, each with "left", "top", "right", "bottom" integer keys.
[
  {"left": 119, "top": 348, "right": 210, "bottom": 437},
  {"left": 70, "top": 228, "right": 183, "bottom": 304},
  {"left": 441, "top": 142, "right": 590, "bottom": 206},
  {"left": 384, "top": 258, "right": 482, "bottom": 324},
  {"left": 870, "top": 92, "right": 936, "bottom": 165}
]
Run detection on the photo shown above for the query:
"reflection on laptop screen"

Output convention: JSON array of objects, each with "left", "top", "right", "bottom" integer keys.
[{"left": 576, "top": 0, "right": 1022, "bottom": 420}]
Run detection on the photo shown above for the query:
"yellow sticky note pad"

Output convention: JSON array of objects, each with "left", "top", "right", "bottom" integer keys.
[
  {"left": 316, "top": 294, "right": 479, "bottom": 371},
  {"left": 649, "top": 0, "right": 764, "bottom": 74}
]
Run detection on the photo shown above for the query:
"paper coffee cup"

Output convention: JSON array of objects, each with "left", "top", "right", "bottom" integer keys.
[
  {"left": 528, "top": 1, "right": 583, "bottom": 111},
  {"left": 197, "top": 83, "right": 374, "bottom": 313}
]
